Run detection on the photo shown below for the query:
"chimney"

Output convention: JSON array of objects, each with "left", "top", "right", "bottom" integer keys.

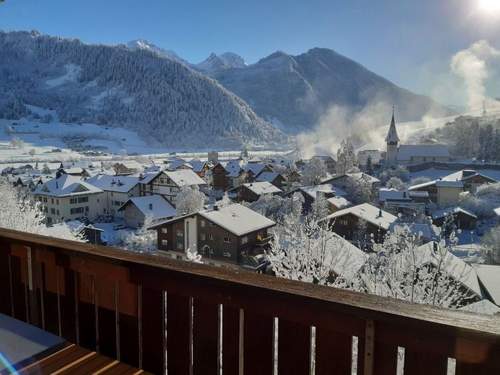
[{"left": 378, "top": 208, "right": 383, "bottom": 217}]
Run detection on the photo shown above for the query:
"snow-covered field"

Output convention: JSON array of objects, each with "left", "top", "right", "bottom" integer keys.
[{"left": 0, "top": 106, "right": 292, "bottom": 167}]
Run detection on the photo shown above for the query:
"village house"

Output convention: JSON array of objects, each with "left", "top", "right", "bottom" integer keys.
[
  {"left": 208, "top": 162, "right": 230, "bottom": 191},
  {"left": 86, "top": 174, "right": 141, "bottom": 217},
  {"left": 235, "top": 181, "right": 282, "bottom": 203},
  {"left": 138, "top": 169, "right": 206, "bottom": 205},
  {"left": 33, "top": 174, "right": 104, "bottom": 224},
  {"left": 322, "top": 172, "right": 381, "bottom": 192},
  {"left": 119, "top": 195, "right": 176, "bottom": 228},
  {"left": 255, "top": 171, "right": 287, "bottom": 189},
  {"left": 311, "top": 155, "right": 336, "bottom": 174},
  {"left": 442, "top": 169, "right": 497, "bottom": 192},
  {"left": 286, "top": 183, "right": 348, "bottom": 213},
  {"left": 149, "top": 203, "right": 275, "bottom": 270},
  {"left": 408, "top": 179, "right": 464, "bottom": 207},
  {"left": 431, "top": 206, "right": 478, "bottom": 230},
  {"left": 327, "top": 196, "right": 352, "bottom": 213},
  {"left": 322, "top": 203, "right": 398, "bottom": 244},
  {"left": 378, "top": 188, "right": 427, "bottom": 215}
]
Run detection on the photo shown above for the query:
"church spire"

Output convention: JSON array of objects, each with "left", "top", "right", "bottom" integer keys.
[{"left": 385, "top": 106, "right": 400, "bottom": 144}]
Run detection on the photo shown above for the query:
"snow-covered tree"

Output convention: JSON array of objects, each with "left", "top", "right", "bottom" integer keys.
[
  {"left": 343, "top": 174, "right": 373, "bottom": 204},
  {"left": 175, "top": 186, "right": 206, "bottom": 216},
  {"left": 0, "top": 179, "right": 79, "bottom": 241},
  {"left": 336, "top": 138, "right": 357, "bottom": 175},
  {"left": 117, "top": 217, "right": 156, "bottom": 252},
  {"left": 386, "top": 177, "right": 406, "bottom": 190},
  {"left": 481, "top": 226, "right": 500, "bottom": 264},
  {"left": 301, "top": 158, "right": 327, "bottom": 185},
  {"left": 379, "top": 166, "right": 410, "bottom": 184},
  {"left": 363, "top": 225, "right": 472, "bottom": 308},
  {"left": 459, "top": 182, "right": 500, "bottom": 219},
  {"left": 248, "top": 193, "right": 304, "bottom": 223},
  {"left": 309, "top": 192, "right": 330, "bottom": 221},
  {"left": 267, "top": 217, "right": 355, "bottom": 287},
  {"left": 409, "top": 176, "right": 431, "bottom": 186}
]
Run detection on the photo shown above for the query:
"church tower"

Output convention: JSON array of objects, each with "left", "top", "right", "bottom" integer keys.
[{"left": 385, "top": 107, "right": 399, "bottom": 166}]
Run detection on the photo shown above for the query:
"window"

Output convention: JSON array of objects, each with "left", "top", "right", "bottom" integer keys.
[
  {"left": 56, "top": 199, "right": 59, "bottom": 205},
  {"left": 224, "top": 236, "right": 231, "bottom": 243},
  {"left": 56, "top": 210, "right": 60, "bottom": 215},
  {"left": 78, "top": 196, "right": 88, "bottom": 203},
  {"left": 50, "top": 208, "right": 56, "bottom": 214},
  {"left": 161, "top": 228, "right": 168, "bottom": 234},
  {"left": 176, "top": 230, "right": 184, "bottom": 237},
  {"left": 43, "top": 197, "right": 48, "bottom": 203},
  {"left": 209, "top": 234, "right": 214, "bottom": 240},
  {"left": 85, "top": 206, "right": 89, "bottom": 212},
  {"left": 241, "top": 236, "right": 248, "bottom": 244},
  {"left": 51, "top": 198, "right": 54, "bottom": 204},
  {"left": 161, "top": 239, "right": 168, "bottom": 247},
  {"left": 70, "top": 198, "right": 77, "bottom": 204},
  {"left": 223, "top": 251, "right": 232, "bottom": 258},
  {"left": 70, "top": 207, "right": 84, "bottom": 215},
  {"left": 200, "top": 233, "right": 206, "bottom": 241}
]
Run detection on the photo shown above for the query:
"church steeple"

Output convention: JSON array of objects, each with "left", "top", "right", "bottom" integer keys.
[{"left": 385, "top": 106, "right": 400, "bottom": 144}]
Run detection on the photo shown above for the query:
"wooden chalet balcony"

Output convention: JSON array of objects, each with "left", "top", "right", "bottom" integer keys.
[{"left": 0, "top": 227, "right": 499, "bottom": 375}]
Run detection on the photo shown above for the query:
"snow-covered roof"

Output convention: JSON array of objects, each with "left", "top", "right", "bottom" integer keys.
[
  {"left": 459, "top": 300, "right": 500, "bottom": 315},
  {"left": 165, "top": 170, "right": 206, "bottom": 187},
  {"left": 166, "top": 158, "right": 191, "bottom": 171},
  {"left": 244, "top": 163, "right": 267, "bottom": 176},
  {"left": 442, "top": 170, "right": 497, "bottom": 183},
  {"left": 348, "top": 172, "right": 380, "bottom": 184},
  {"left": 409, "top": 179, "right": 463, "bottom": 190},
  {"left": 120, "top": 195, "right": 176, "bottom": 221},
  {"left": 416, "top": 242, "right": 481, "bottom": 297},
  {"left": 222, "top": 159, "right": 243, "bottom": 177},
  {"left": 385, "top": 112, "right": 400, "bottom": 143},
  {"left": 62, "top": 167, "right": 86, "bottom": 175},
  {"left": 188, "top": 159, "right": 207, "bottom": 173},
  {"left": 200, "top": 203, "right": 275, "bottom": 236},
  {"left": 256, "top": 171, "right": 281, "bottom": 183},
  {"left": 378, "top": 188, "right": 412, "bottom": 202},
  {"left": 431, "top": 206, "right": 477, "bottom": 220},
  {"left": 327, "top": 196, "right": 351, "bottom": 209},
  {"left": 323, "top": 234, "right": 368, "bottom": 281},
  {"left": 476, "top": 265, "right": 500, "bottom": 306},
  {"left": 137, "top": 171, "right": 161, "bottom": 185},
  {"left": 397, "top": 144, "right": 450, "bottom": 161},
  {"left": 243, "top": 181, "right": 282, "bottom": 195},
  {"left": 390, "top": 222, "right": 439, "bottom": 241},
  {"left": 86, "top": 174, "right": 139, "bottom": 193},
  {"left": 34, "top": 174, "right": 103, "bottom": 197},
  {"left": 325, "top": 203, "right": 398, "bottom": 230},
  {"left": 300, "top": 184, "right": 347, "bottom": 199}
]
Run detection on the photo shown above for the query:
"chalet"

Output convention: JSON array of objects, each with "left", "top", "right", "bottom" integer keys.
[
  {"left": 207, "top": 163, "right": 228, "bottom": 191},
  {"left": 166, "top": 157, "right": 193, "bottom": 171},
  {"left": 119, "top": 195, "right": 176, "bottom": 228},
  {"left": 255, "top": 171, "right": 287, "bottom": 189},
  {"left": 408, "top": 180, "right": 464, "bottom": 207},
  {"left": 442, "top": 170, "right": 497, "bottom": 192},
  {"left": 323, "top": 172, "right": 381, "bottom": 192},
  {"left": 327, "top": 196, "right": 352, "bottom": 213},
  {"left": 138, "top": 170, "right": 206, "bottom": 205},
  {"left": 244, "top": 162, "right": 272, "bottom": 178},
  {"left": 86, "top": 174, "right": 141, "bottom": 217},
  {"left": 236, "top": 181, "right": 282, "bottom": 203},
  {"left": 322, "top": 203, "right": 398, "bottom": 244},
  {"left": 113, "top": 162, "right": 139, "bottom": 176},
  {"left": 188, "top": 159, "right": 211, "bottom": 177},
  {"left": 33, "top": 174, "right": 104, "bottom": 224},
  {"left": 431, "top": 207, "right": 477, "bottom": 230},
  {"left": 287, "top": 183, "right": 348, "bottom": 213},
  {"left": 378, "top": 188, "right": 427, "bottom": 215},
  {"left": 150, "top": 203, "right": 275, "bottom": 270}
]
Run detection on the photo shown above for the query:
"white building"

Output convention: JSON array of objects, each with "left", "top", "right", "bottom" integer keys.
[
  {"left": 385, "top": 110, "right": 451, "bottom": 166},
  {"left": 119, "top": 195, "right": 176, "bottom": 228},
  {"left": 33, "top": 174, "right": 104, "bottom": 224}
]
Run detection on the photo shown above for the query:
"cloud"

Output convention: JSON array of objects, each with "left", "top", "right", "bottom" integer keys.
[{"left": 451, "top": 40, "right": 500, "bottom": 111}]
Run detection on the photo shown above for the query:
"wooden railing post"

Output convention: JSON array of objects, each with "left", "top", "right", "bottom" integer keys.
[{"left": 364, "top": 320, "right": 374, "bottom": 375}]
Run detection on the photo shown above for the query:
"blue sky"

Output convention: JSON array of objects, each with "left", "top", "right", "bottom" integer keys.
[{"left": 1, "top": 0, "right": 499, "bottom": 104}]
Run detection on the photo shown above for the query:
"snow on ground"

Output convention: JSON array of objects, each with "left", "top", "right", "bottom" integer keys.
[{"left": 409, "top": 167, "right": 500, "bottom": 182}]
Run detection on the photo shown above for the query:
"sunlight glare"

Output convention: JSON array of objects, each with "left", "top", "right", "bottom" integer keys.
[{"left": 478, "top": 0, "right": 500, "bottom": 13}]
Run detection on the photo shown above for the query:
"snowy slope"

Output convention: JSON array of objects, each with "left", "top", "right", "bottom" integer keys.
[{"left": 0, "top": 31, "right": 286, "bottom": 149}]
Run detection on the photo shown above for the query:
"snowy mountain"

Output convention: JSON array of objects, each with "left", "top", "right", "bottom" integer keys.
[
  {"left": 196, "top": 52, "right": 246, "bottom": 73},
  {"left": 211, "top": 48, "right": 451, "bottom": 133},
  {"left": 0, "top": 31, "right": 285, "bottom": 149},
  {"left": 126, "top": 39, "right": 189, "bottom": 66}
]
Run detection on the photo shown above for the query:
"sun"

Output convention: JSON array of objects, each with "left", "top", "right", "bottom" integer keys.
[{"left": 478, "top": 0, "right": 500, "bottom": 13}]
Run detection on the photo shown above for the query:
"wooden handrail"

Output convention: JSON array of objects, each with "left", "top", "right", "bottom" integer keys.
[{"left": 1, "top": 226, "right": 499, "bottom": 374}]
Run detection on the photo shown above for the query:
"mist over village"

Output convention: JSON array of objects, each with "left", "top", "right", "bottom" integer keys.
[{"left": 0, "top": 1, "right": 500, "bottom": 374}]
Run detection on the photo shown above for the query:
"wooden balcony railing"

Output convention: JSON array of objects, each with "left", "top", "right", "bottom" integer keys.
[{"left": 0, "top": 227, "right": 499, "bottom": 375}]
